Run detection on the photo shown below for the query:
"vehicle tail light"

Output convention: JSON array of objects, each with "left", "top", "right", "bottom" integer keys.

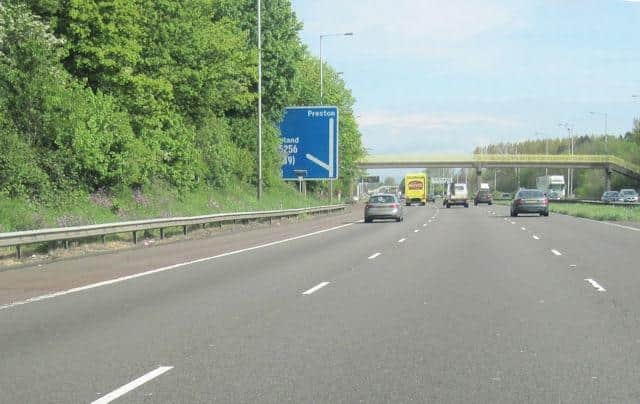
[
  {"left": 515, "top": 198, "right": 523, "bottom": 205},
  {"left": 366, "top": 204, "right": 373, "bottom": 209},
  {"left": 543, "top": 198, "right": 549, "bottom": 205},
  {"left": 391, "top": 203, "right": 399, "bottom": 209}
]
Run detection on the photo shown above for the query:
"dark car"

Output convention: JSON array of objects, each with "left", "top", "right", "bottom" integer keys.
[
  {"left": 510, "top": 189, "right": 549, "bottom": 217},
  {"left": 364, "top": 194, "right": 404, "bottom": 223},
  {"left": 474, "top": 190, "right": 493, "bottom": 205},
  {"left": 601, "top": 191, "right": 622, "bottom": 203}
]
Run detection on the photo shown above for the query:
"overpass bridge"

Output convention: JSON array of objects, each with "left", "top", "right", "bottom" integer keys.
[{"left": 357, "top": 154, "right": 640, "bottom": 191}]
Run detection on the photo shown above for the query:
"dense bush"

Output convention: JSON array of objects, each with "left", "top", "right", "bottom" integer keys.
[{"left": 0, "top": 1, "right": 364, "bottom": 202}]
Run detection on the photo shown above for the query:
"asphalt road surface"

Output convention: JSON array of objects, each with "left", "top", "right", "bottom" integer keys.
[{"left": 2, "top": 203, "right": 640, "bottom": 403}]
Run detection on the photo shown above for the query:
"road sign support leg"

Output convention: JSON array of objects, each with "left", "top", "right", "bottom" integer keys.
[{"left": 330, "top": 180, "right": 333, "bottom": 205}]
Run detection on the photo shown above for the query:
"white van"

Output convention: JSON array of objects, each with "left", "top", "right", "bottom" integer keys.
[{"left": 444, "top": 183, "right": 469, "bottom": 208}]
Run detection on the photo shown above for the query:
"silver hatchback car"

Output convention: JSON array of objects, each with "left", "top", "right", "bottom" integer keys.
[{"left": 364, "top": 194, "right": 404, "bottom": 223}]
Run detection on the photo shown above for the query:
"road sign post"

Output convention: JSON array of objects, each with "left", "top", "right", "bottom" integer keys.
[{"left": 280, "top": 106, "right": 340, "bottom": 201}]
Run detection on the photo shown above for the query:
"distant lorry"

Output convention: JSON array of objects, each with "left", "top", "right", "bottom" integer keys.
[
  {"left": 480, "top": 183, "right": 490, "bottom": 191},
  {"left": 444, "top": 182, "right": 469, "bottom": 208},
  {"left": 404, "top": 173, "right": 428, "bottom": 206},
  {"left": 536, "top": 175, "right": 566, "bottom": 200}
]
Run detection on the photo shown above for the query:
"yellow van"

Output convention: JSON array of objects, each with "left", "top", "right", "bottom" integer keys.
[{"left": 404, "top": 173, "right": 428, "bottom": 206}]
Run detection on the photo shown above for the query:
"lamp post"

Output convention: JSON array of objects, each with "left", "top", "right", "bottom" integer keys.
[
  {"left": 320, "top": 32, "right": 353, "bottom": 104},
  {"left": 589, "top": 111, "right": 608, "bottom": 154},
  {"left": 319, "top": 32, "right": 353, "bottom": 203},
  {"left": 257, "top": 0, "right": 263, "bottom": 200},
  {"left": 558, "top": 122, "right": 574, "bottom": 197},
  {"left": 535, "top": 131, "right": 549, "bottom": 176}
]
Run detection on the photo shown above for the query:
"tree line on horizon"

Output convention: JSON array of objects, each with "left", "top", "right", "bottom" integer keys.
[{"left": 472, "top": 119, "right": 640, "bottom": 196}]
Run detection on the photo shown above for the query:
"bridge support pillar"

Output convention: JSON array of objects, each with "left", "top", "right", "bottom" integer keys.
[{"left": 604, "top": 167, "right": 612, "bottom": 191}]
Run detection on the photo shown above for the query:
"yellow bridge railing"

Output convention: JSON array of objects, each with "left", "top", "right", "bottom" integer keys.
[{"left": 360, "top": 154, "right": 640, "bottom": 175}]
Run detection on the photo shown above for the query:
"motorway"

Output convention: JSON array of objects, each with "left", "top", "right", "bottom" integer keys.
[{"left": 1, "top": 203, "right": 640, "bottom": 403}]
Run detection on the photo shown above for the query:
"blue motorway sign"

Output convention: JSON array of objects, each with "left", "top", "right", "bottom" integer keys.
[{"left": 280, "top": 106, "right": 339, "bottom": 180}]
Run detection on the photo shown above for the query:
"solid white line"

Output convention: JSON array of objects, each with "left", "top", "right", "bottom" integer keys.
[
  {"left": 521, "top": 227, "right": 526, "bottom": 231},
  {"left": 398, "top": 238, "right": 406, "bottom": 243},
  {"left": 556, "top": 214, "right": 640, "bottom": 232},
  {"left": 368, "top": 252, "right": 381, "bottom": 260},
  {"left": 584, "top": 278, "right": 606, "bottom": 292},
  {"left": 532, "top": 235, "right": 540, "bottom": 240},
  {"left": 328, "top": 118, "right": 335, "bottom": 177},
  {"left": 414, "top": 229, "right": 420, "bottom": 233},
  {"left": 0, "top": 222, "right": 357, "bottom": 311},
  {"left": 510, "top": 221, "right": 516, "bottom": 225},
  {"left": 551, "top": 249, "right": 562, "bottom": 256},
  {"left": 92, "top": 366, "right": 173, "bottom": 404},
  {"left": 302, "top": 281, "right": 330, "bottom": 295}
]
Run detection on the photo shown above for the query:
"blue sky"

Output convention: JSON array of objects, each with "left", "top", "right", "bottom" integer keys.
[{"left": 290, "top": 0, "right": 640, "bottom": 156}]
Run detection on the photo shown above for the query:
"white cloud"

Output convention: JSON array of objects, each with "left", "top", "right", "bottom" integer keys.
[
  {"left": 355, "top": 111, "right": 523, "bottom": 154},
  {"left": 358, "top": 111, "right": 520, "bottom": 130},
  {"left": 302, "top": 0, "right": 527, "bottom": 49}
]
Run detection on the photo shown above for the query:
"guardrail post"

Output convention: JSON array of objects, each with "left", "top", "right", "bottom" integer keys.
[
  {"left": 132, "top": 231, "right": 137, "bottom": 244},
  {"left": 160, "top": 228, "right": 164, "bottom": 240},
  {"left": 16, "top": 245, "right": 21, "bottom": 259},
  {"left": 101, "top": 235, "right": 106, "bottom": 244},
  {"left": 183, "top": 225, "right": 187, "bottom": 236},
  {"left": 64, "top": 240, "right": 70, "bottom": 249}
]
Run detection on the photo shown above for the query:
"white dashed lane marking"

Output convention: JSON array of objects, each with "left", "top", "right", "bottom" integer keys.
[
  {"left": 92, "top": 366, "right": 173, "bottom": 404},
  {"left": 585, "top": 279, "right": 606, "bottom": 292},
  {"left": 302, "top": 282, "right": 330, "bottom": 295}
]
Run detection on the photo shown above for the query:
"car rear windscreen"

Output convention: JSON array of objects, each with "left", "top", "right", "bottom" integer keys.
[
  {"left": 370, "top": 195, "right": 395, "bottom": 204},
  {"left": 518, "top": 190, "right": 544, "bottom": 198}
]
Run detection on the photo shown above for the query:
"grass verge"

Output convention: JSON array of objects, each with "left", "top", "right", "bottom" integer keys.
[
  {"left": 0, "top": 181, "right": 333, "bottom": 232},
  {"left": 549, "top": 203, "right": 640, "bottom": 222}
]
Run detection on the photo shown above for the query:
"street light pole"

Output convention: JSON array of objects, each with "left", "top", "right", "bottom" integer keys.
[
  {"left": 319, "top": 32, "right": 353, "bottom": 203},
  {"left": 558, "top": 122, "right": 574, "bottom": 197},
  {"left": 257, "top": 0, "right": 263, "bottom": 200},
  {"left": 535, "top": 131, "right": 549, "bottom": 175},
  {"left": 319, "top": 32, "right": 353, "bottom": 104},
  {"left": 589, "top": 111, "right": 608, "bottom": 154}
]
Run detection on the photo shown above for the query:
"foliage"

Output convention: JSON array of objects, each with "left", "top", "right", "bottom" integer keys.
[
  {"left": 549, "top": 203, "right": 640, "bottom": 222},
  {"left": 474, "top": 130, "right": 640, "bottom": 198},
  {"left": 0, "top": 0, "right": 364, "bottom": 229}
]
